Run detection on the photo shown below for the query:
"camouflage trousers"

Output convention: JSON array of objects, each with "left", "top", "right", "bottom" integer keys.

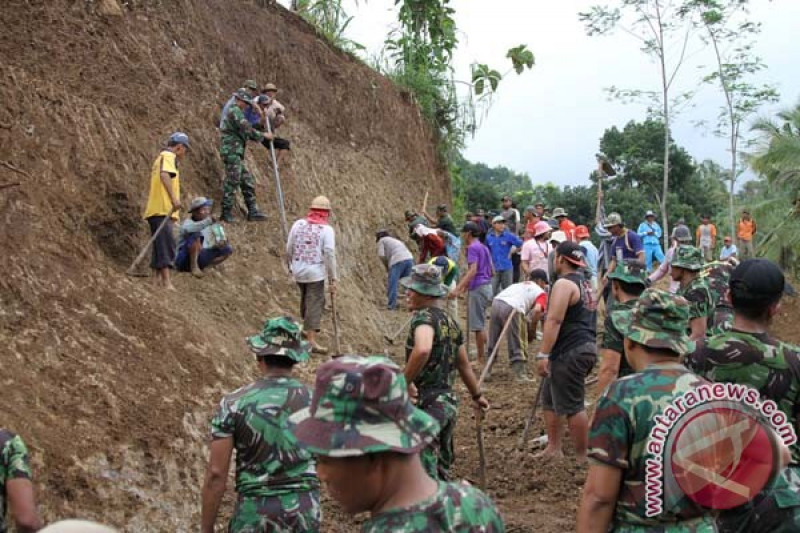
[
  {"left": 221, "top": 153, "right": 258, "bottom": 214},
  {"left": 717, "top": 466, "right": 800, "bottom": 533},
  {"left": 419, "top": 390, "right": 458, "bottom": 481},
  {"left": 613, "top": 516, "right": 716, "bottom": 533},
  {"left": 229, "top": 490, "right": 321, "bottom": 533}
]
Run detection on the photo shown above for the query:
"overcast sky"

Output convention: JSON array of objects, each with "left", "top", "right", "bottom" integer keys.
[{"left": 278, "top": 0, "right": 800, "bottom": 187}]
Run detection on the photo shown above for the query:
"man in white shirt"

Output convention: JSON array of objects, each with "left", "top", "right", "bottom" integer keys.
[
  {"left": 484, "top": 274, "right": 547, "bottom": 382},
  {"left": 376, "top": 229, "right": 414, "bottom": 310},
  {"left": 286, "top": 196, "right": 337, "bottom": 354},
  {"left": 719, "top": 236, "right": 738, "bottom": 261}
]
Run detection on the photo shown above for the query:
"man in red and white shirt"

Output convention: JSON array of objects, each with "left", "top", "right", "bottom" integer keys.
[{"left": 286, "top": 196, "right": 338, "bottom": 354}]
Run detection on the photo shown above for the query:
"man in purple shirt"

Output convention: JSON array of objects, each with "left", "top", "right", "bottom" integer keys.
[
  {"left": 602, "top": 212, "right": 645, "bottom": 285},
  {"left": 451, "top": 221, "right": 493, "bottom": 366}
]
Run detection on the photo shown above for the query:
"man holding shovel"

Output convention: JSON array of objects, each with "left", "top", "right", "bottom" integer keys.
[
  {"left": 286, "top": 196, "right": 337, "bottom": 355},
  {"left": 401, "top": 263, "right": 489, "bottom": 480},
  {"left": 142, "top": 131, "right": 189, "bottom": 290}
]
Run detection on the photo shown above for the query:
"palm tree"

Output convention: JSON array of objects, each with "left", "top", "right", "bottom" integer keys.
[{"left": 747, "top": 103, "right": 800, "bottom": 274}]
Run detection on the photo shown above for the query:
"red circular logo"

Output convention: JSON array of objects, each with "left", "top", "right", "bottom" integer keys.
[{"left": 669, "top": 406, "right": 778, "bottom": 510}]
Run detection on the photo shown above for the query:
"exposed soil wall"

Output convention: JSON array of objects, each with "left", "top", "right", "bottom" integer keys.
[{"left": 0, "top": 0, "right": 450, "bottom": 530}]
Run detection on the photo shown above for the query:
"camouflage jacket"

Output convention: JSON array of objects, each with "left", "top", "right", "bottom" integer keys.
[
  {"left": 220, "top": 104, "right": 264, "bottom": 159},
  {"left": 679, "top": 276, "right": 714, "bottom": 328},
  {"left": 211, "top": 377, "right": 319, "bottom": 497},
  {"left": 601, "top": 298, "right": 636, "bottom": 379},
  {"left": 685, "top": 330, "right": 800, "bottom": 465},
  {"left": 405, "top": 307, "right": 463, "bottom": 400},
  {"left": 589, "top": 364, "right": 716, "bottom": 530},
  {"left": 361, "top": 481, "right": 505, "bottom": 532},
  {"left": 700, "top": 261, "right": 734, "bottom": 336},
  {"left": 0, "top": 430, "right": 33, "bottom": 533}
]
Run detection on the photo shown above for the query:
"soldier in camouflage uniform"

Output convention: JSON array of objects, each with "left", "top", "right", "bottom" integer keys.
[
  {"left": 0, "top": 430, "right": 41, "bottom": 533},
  {"left": 578, "top": 289, "right": 718, "bottom": 532},
  {"left": 685, "top": 258, "right": 800, "bottom": 533},
  {"left": 219, "top": 88, "right": 273, "bottom": 223},
  {"left": 201, "top": 317, "right": 319, "bottom": 533},
  {"left": 595, "top": 259, "right": 647, "bottom": 394},
  {"left": 698, "top": 259, "right": 736, "bottom": 336},
  {"left": 670, "top": 245, "right": 714, "bottom": 340},
  {"left": 289, "top": 355, "right": 505, "bottom": 532},
  {"left": 401, "top": 263, "right": 489, "bottom": 480}
]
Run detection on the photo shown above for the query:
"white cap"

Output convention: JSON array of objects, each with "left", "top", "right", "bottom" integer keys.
[{"left": 550, "top": 230, "right": 567, "bottom": 244}]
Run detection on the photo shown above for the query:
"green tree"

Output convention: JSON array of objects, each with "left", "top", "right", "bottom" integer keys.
[
  {"left": 682, "top": 0, "right": 779, "bottom": 236},
  {"left": 580, "top": 1, "right": 697, "bottom": 247}
]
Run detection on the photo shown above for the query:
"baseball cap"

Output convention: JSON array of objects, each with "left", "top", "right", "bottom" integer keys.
[
  {"left": 611, "top": 288, "right": 694, "bottom": 355},
  {"left": 730, "top": 259, "right": 785, "bottom": 302},
  {"left": 404, "top": 209, "right": 416, "bottom": 220},
  {"left": 604, "top": 212, "right": 623, "bottom": 228},
  {"left": 188, "top": 196, "right": 212, "bottom": 212},
  {"left": 492, "top": 215, "right": 506, "bottom": 224},
  {"left": 556, "top": 241, "right": 586, "bottom": 268},
  {"left": 436, "top": 204, "right": 448, "bottom": 212},
  {"left": 168, "top": 131, "right": 190, "bottom": 148},
  {"left": 246, "top": 316, "right": 311, "bottom": 362},
  {"left": 645, "top": 210, "right": 656, "bottom": 217},
  {"left": 575, "top": 225, "right": 590, "bottom": 239},
  {"left": 289, "top": 355, "right": 439, "bottom": 456},
  {"left": 525, "top": 205, "right": 537, "bottom": 214}
]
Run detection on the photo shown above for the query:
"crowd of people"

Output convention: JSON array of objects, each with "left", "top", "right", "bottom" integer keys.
[{"left": 1, "top": 79, "right": 798, "bottom": 533}]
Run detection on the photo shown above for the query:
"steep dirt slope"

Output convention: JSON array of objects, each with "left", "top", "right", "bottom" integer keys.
[{"left": 0, "top": 0, "right": 449, "bottom": 530}]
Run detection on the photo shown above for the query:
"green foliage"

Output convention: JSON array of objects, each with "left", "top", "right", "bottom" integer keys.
[
  {"left": 296, "top": 0, "right": 366, "bottom": 53},
  {"left": 507, "top": 45, "right": 535, "bottom": 75}
]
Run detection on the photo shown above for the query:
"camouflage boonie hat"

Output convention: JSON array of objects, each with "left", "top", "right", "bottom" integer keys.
[
  {"left": 608, "top": 259, "right": 647, "bottom": 286},
  {"left": 246, "top": 316, "right": 311, "bottom": 362},
  {"left": 603, "top": 212, "right": 623, "bottom": 227},
  {"left": 611, "top": 288, "right": 695, "bottom": 355},
  {"left": 233, "top": 88, "right": 253, "bottom": 102},
  {"left": 400, "top": 263, "right": 448, "bottom": 297},
  {"left": 289, "top": 355, "right": 439, "bottom": 457},
  {"left": 672, "top": 245, "right": 704, "bottom": 271}
]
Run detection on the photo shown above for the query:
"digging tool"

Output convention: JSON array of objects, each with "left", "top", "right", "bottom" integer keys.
[
  {"left": 331, "top": 291, "right": 343, "bottom": 357},
  {"left": 126, "top": 207, "right": 177, "bottom": 276},
  {"left": 474, "top": 310, "right": 517, "bottom": 489},
  {"left": 383, "top": 314, "right": 414, "bottom": 345},
  {"left": 421, "top": 190, "right": 429, "bottom": 215},
  {"left": 518, "top": 378, "right": 544, "bottom": 449},
  {"left": 465, "top": 295, "right": 471, "bottom": 356},
  {"left": 264, "top": 117, "right": 288, "bottom": 238}
]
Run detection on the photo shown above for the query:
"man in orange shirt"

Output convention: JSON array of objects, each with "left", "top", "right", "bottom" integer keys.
[
  {"left": 552, "top": 207, "right": 577, "bottom": 241},
  {"left": 695, "top": 214, "right": 717, "bottom": 262},
  {"left": 737, "top": 209, "right": 757, "bottom": 259}
]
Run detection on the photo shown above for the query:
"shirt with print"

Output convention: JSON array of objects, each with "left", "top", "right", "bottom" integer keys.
[
  {"left": 610, "top": 229, "right": 644, "bottom": 262},
  {"left": 494, "top": 281, "right": 544, "bottom": 315},
  {"left": 0, "top": 430, "right": 33, "bottom": 533},
  {"left": 211, "top": 377, "right": 319, "bottom": 497},
  {"left": 589, "top": 364, "right": 716, "bottom": 530},
  {"left": 220, "top": 104, "right": 265, "bottom": 159},
  {"left": 361, "top": 481, "right": 505, "bottom": 533},
  {"left": 601, "top": 299, "right": 636, "bottom": 379},
  {"left": 466, "top": 240, "right": 493, "bottom": 290},
  {"left": 143, "top": 150, "right": 180, "bottom": 220},
  {"left": 679, "top": 276, "right": 714, "bottom": 327},
  {"left": 427, "top": 256, "right": 459, "bottom": 286},
  {"left": 287, "top": 218, "right": 336, "bottom": 283},
  {"left": 405, "top": 307, "right": 463, "bottom": 396},
  {"left": 485, "top": 230, "right": 522, "bottom": 272},
  {"left": 685, "top": 330, "right": 800, "bottom": 465}
]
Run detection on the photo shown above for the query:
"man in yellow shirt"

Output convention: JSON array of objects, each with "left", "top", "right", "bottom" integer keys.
[{"left": 142, "top": 132, "right": 189, "bottom": 290}]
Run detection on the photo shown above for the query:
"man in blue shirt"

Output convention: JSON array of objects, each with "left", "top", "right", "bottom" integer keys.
[
  {"left": 486, "top": 215, "right": 522, "bottom": 295},
  {"left": 219, "top": 79, "right": 262, "bottom": 129},
  {"left": 602, "top": 212, "right": 644, "bottom": 290},
  {"left": 636, "top": 210, "right": 665, "bottom": 272}
]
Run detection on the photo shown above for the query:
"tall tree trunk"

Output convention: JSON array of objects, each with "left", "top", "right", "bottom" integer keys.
[
  {"left": 661, "top": 62, "right": 670, "bottom": 250},
  {"left": 729, "top": 131, "right": 736, "bottom": 238}
]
